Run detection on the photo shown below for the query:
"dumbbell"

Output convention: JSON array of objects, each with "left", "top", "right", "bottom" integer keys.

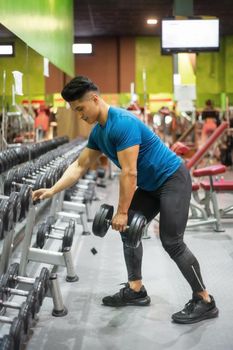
[
  {"left": 0, "top": 199, "right": 14, "bottom": 240},
  {"left": 36, "top": 217, "right": 75, "bottom": 251},
  {"left": 17, "top": 164, "right": 57, "bottom": 188},
  {"left": 4, "top": 177, "right": 33, "bottom": 221},
  {"left": 96, "top": 167, "right": 107, "bottom": 188},
  {"left": 2, "top": 263, "right": 50, "bottom": 311},
  {"left": 1, "top": 273, "right": 41, "bottom": 317},
  {"left": 92, "top": 204, "right": 147, "bottom": 248},
  {"left": 0, "top": 192, "right": 21, "bottom": 224},
  {"left": 0, "top": 294, "right": 34, "bottom": 335},
  {"left": 4, "top": 169, "right": 47, "bottom": 193},
  {"left": 0, "top": 317, "right": 24, "bottom": 350},
  {"left": 0, "top": 334, "right": 14, "bottom": 350}
]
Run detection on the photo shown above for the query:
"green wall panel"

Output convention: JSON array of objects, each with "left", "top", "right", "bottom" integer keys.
[
  {"left": 225, "top": 36, "right": 233, "bottom": 93},
  {"left": 0, "top": 0, "right": 74, "bottom": 76},
  {"left": 135, "top": 37, "right": 173, "bottom": 95},
  {"left": 196, "top": 38, "right": 225, "bottom": 95},
  {"left": 0, "top": 38, "right": 44, "bottom": 101}
]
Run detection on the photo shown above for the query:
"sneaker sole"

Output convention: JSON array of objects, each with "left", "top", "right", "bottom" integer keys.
[
  {"left": 172, "top": 307, "right": 219, "bottom": 324},
  {"left": 102, "top": 296, "right": 151, "bottom": 307}
]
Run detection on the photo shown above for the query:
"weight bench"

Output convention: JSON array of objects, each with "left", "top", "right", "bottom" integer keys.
[
  {"left": 171, "top": 122, "right": 231, "bottom": 230},
  {"left": 193, "top": 164, "right": 233, "bottom": 221}
]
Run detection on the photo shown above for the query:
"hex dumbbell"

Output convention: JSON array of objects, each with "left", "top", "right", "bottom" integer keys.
[{"left": 92, "top": 204, "right": 147, "bottom": 248}]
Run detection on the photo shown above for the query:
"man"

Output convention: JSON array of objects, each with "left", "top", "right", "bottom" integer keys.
[{"left": 32, "top": 76, "right": 218, "bottom": 324}]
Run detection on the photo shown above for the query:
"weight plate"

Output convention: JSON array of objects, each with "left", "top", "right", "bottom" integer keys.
[
  {"left": 4, "top": 169, "right": 18, "bottom": 195},
  {"left": 38, "top": 267, "right": 50, "bottom": 295},
  {"left": 9, "top": 317, "right": 24, "bottom": 349},
  {"left": 0, "top": 335, "right": 14, "bottom": 349},
  {"left": 34, "top": 173, "right": 47, "bottom": 190},
  {"left": 127, "top": 214, "right": 147, "bottom": 248},
  {"left": 7, "top": 263, "right": 19, "bottom": 288},
  {"left": 45, "top": 216, "right": 56, "bottom": 233},
  {"left": 33, "top": 277, "right": 44, "bottom": 307},
  {"left": 26, "top": 289, "right": 38, "bottom": 317},
  {"left": 8, "top": 192, "right": 21, "bottom": 223},
  {"left": 0, "top": 217, "right": 4, "bottom": 240},
  {"left": 18, "top": 185, "right": 31, "bottom": 220},
  {"left": 18, "top": 301, "right": 32, "bottom": 335},
  {"left": 0, "top": 274, "right": 9, "bottom": 308},
  {"left": 62, "top": 227, "right": 73, "bottom": 251},
  {"left": 68, "top": 219, "right": 75, "bottom": 237},
  {"left": 0, "top": 199, "right": 14, "bottom": 237},
  {"left": 92, "top": 204, "right": 113, "bottom": 237},
  {"left": 36, "top": 223, "right": 48, "bottom": 248}
]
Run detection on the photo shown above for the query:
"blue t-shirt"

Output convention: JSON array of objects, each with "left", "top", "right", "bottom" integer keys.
[{"left": 87, "top": 106, "right": 182, "bottom": 191}]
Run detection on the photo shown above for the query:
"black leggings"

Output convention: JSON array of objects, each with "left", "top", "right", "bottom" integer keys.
[{"left": 121, "top": 163, "right": 206, "bottom": 294}]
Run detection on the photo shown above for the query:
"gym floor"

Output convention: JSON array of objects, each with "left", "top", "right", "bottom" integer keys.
[{"left": 14, "top": 173, "right": 233, "bottom": 350}]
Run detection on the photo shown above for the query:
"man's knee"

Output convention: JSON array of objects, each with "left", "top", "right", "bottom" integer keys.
[{"left": 161, "top": 239, "right": 186, "bottom": 259}]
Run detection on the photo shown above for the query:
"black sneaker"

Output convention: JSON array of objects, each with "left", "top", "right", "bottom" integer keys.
[
  {"left": 172, "top": 294, "right": 219, "bottom": 324},
  {"left": 102, "top": 284, "right": 151, "bottom": 307}
]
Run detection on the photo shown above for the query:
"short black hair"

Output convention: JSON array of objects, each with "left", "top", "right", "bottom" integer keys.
[{"left": 61, "top": 76, "right": 99, "bottom": 102}]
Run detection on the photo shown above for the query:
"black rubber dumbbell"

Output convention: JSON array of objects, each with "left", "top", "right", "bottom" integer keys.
[
  {"left": 0, "top": 334, "right": 14, "bottom": 350},
  {"left": 0, "top": 199, "right": 14, "bottom": 240},
  {"left": 36, "top": 217, "right": 75, "bottom": 251},
  {"left": 92, "top": 204, "right": 147, "bottom": 248},
  {"left": 3, "top": 263, "right": 50, "bottom": 310},
  {"left": 0, "top": 192, "right": 21, "bottom": 224},
  {"left": 4, "top": 169, "right": 47, "bottom": 193},
  {"left": 0, "top": 273, "right": 41, "bottom": 317},
  {"left": 0, "top": 317, "right": 24, "bottom": 350},
  {"left": 0, "top": 295, "right": 34, "bottom": 335},
  {"left": 4, "top": 180, "right": 33, "bottom": 221}
]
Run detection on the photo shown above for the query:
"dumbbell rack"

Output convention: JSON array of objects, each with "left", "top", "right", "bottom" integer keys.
[
  {"left": 52, "top": 191, "right": 91, "bottom": 235},
  {"left": 19, "top": 197, "right": 79, "bottom": 282},
  {"left": 0, "top": 194, "right": 50, "bottom": 275},
  {"left": 0, "top": 228, "right": 14, "bottom": 275}
]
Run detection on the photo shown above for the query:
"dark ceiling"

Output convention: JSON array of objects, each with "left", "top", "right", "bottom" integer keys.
[
  {"left": 0, "top": 1, "right": 233, "bottom": 39},
  {"left": 74, "top": 0, "right": 233, "bottom": 37}
]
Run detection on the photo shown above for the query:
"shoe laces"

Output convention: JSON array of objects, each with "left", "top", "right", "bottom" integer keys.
[{"left": 184, "top": 297, "right": 200, "bottom": 314}]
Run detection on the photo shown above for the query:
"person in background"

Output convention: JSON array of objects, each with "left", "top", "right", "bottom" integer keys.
[{"left": 201, "top": 99, "right": 220, "bottom": 144}]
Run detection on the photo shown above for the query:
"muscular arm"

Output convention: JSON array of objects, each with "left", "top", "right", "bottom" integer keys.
[
  {"left": 111, "top": 145, "right": 139, "bottom": 231},
  {"left": 32, "top": 147, "right": 101, "bottom": 200}
]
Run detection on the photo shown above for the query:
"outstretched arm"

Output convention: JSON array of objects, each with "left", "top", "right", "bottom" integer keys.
[{"left": 32, "top": 147, "right": 101, "bottom": 201}]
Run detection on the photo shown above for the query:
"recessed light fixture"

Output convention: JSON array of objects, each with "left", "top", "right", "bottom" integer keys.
[
  {"left": 0, "top": 43, "right": 14, "bottom": 56},
  {"left": 147, "top": 19, "right": 158, "bottom": 25},
  {"left": 72, "top": 43, "right": 92, "bottom": 54}
]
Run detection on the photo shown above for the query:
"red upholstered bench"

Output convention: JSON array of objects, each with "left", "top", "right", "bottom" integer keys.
[
  {"left": 192, "top": 183, "right": 200, "bottom": 191},
  {"left": 192, "top": 164, "right": 226, "bottom": 177},
  {"left": 200, "top": 180, "right": 233, "bottom": 191},
  {"left": 192, "top": 164, "right": 233, "bottom": 192}
]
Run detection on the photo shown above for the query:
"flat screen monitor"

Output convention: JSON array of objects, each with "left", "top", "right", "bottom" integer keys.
[{"left": 161, "top": 18, "right": 219, "bottom": 54}]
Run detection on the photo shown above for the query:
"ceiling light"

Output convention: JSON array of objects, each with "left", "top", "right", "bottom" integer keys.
[
  {"left": 72, "top": 43, "right": 92, "bottom": 54},
  {"left": 147, "top": 19, "right": 158, "bottom": 25},
  {"left": 0, "top": 44, "right": 14, "bottom": 56}
]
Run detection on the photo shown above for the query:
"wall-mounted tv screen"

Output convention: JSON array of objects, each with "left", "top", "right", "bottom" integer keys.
[{"left": 161, "top": 18, "right": 219, "bottom": 54}]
